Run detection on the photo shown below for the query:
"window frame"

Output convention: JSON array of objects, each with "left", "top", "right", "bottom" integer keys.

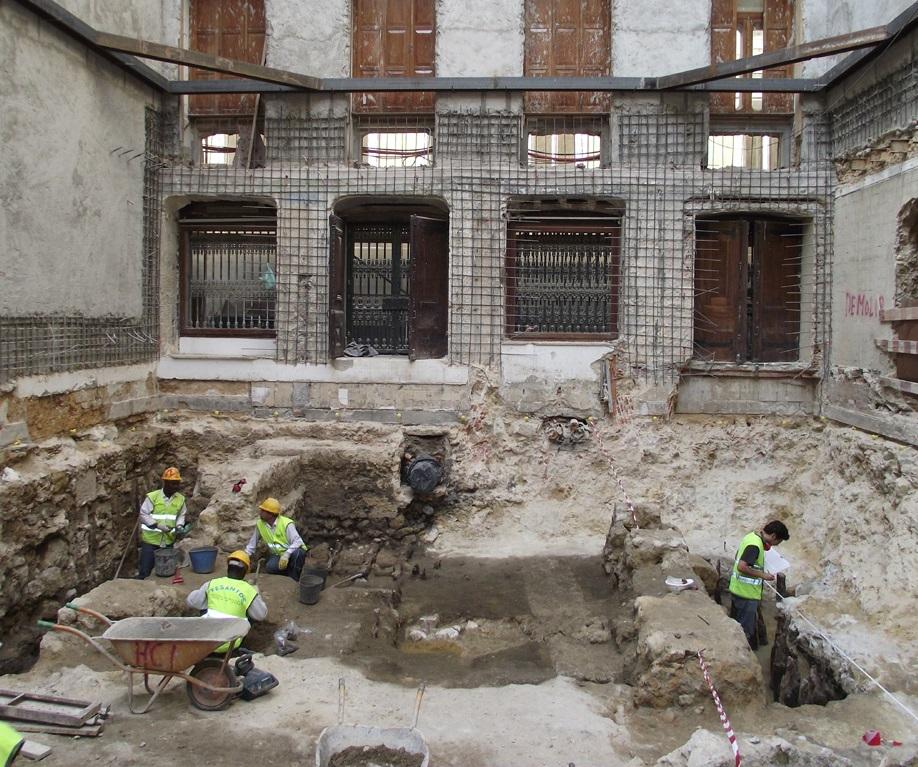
[
  {"left": 523, "top": 116, "right": 608, "bottom": 168},
  {"left": 693, "top": 213, "right": 804, "bottom": 364},
  {"left": 178, "top": 203, "right": 278, "bottom": 339},
  {"left": 707, "top": 116, "right": 792, "bottom": 170},
  {"left": 505, "top": 220, "right": 621, "bottom": 342}
]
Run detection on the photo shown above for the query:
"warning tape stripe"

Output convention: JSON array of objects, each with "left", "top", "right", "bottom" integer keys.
[
  {"left": 594, "top": 428, "right": 638, "bottom": 528},
  {"left": 697, "top": 651, "right": 742, "bottom": 767}
]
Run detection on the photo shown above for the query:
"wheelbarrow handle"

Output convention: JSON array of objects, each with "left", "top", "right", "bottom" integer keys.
[
  {"left": 36, "top": 620, "right": 128, "bottom": 672},
  {"left": 64, "top": 603, "right": 114, "bottom": 626},
  {"left": 412, "top": 682, "right": 426, "bottom": 729}
]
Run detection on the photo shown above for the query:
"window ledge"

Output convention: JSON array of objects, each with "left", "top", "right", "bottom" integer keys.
[{"left": 683, "top": 361, "right": 819, "bottom": 379}]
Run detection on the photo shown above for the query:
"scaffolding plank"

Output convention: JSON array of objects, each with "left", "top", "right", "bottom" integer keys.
[
  {"left": 878, "top": 376, "right": 918, "bottom": 395},
  {"left": 880, "top": 307, "right": 918, "bottom": 322},
  {"left": 876, "top": 339, "right": 918, "bottom": 354}
]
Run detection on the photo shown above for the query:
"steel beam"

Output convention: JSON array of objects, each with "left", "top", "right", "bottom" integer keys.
[
  {"left": 93, "top": 32, "right": 323, "bottom": 91},
  {"left": 167, "top": 75, "right": 822, "bottom": 95},
  {"left": 656, "top": 27, "right": 889, "bottom": 90},
  {"left": 820, "top": 1, "right": 918, "bottom": 88},
  {"left": 12, "top": 0, "right": 168, "bottom": 91}
]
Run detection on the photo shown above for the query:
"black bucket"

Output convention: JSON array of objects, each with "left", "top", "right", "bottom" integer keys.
[
  {"left": 301, "top": 566, "right": 329, "bottom": 590},
  {"left": 298, "top": 575, "right": 324, "bottom": 605}
]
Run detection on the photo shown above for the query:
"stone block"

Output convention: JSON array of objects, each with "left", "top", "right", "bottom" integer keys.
[{"left": 632, "top": 590, "right": 762, "bottom": 708}]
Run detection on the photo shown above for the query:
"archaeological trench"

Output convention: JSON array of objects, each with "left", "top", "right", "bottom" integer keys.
[{"left": 1, "top": 394, "right": 916, "bottom": 766}]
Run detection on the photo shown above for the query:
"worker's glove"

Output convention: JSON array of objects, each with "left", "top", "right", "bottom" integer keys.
[
  {"left": 155, "top": 524, "right": 170, "bottom": 533},
  {"left": 278, "top": 555, "right": 289, "bottom": 571},
  {"left": 175, "top": 524, "right": 190, "bottom": 538}
]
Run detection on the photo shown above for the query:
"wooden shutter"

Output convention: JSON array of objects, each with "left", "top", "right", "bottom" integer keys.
[
  {"left": 709, "top": 0, "right": 737, "bottom": 114},
  {"left": 408, "top": 216, "right": 448, "bottom": 360},
  {"left": 353, "top": 0, "right": 435, "bottom": 113},
  {"left": 329, "top": 215, "right": 347, "bottom": 359},
  {"left": 752, "top": 219, "right": 800, "bottom": 362},
  {"left": 525, "top": 0, "right": 610, "bottom": 114},
  {"left": 694, "top": 219, "right": 747, "bottom": 362},
  {"left": 763, "top": 0, "right": 793, "bottom": 113},
  {"left": 189, "top": 0, "right": 265, "bottom": 117}
]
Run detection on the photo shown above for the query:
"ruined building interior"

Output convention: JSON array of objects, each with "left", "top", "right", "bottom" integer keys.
[{"left": 1, "top": 0, "right": 917, "bottom": 764}]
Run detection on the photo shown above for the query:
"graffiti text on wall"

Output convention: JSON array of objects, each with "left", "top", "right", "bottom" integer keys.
[{"left": 845, "top": 291, "right": 886, "bottom": 318}]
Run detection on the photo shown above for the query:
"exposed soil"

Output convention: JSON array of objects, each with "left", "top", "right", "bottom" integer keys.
[
  {"left": 1, "top": 410, "right": 917, "bottom": 764},
  {"left": 328, "top": 745, "right": 425, "bottom": 767}
]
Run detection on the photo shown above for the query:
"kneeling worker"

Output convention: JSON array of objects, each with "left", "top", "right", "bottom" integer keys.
[
  {"left": 137, "top": 466, "right": 189, "bottom": 579},
  {"left": 244, "top": 497, "right": 308, "bottom": 582},
  {"left": 186, "top": 550, "right": 267, "bottom": 653}
]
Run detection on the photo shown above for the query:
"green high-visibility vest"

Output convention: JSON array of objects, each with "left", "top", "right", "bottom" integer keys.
[
  {"left": 140, "top": 489, "right": 185, "bottom": 546},
  {"left": 729, "top": 531, "right": 765, "bottom": 601},
  {"left": 256, "top": 515, "right": 306, "bottom": 555},
  {"left": 0, "top": 721, "right": 23, "bottom": 767},
  {"left": 206, "top": 576, "right": 259, "bottom": 653}
]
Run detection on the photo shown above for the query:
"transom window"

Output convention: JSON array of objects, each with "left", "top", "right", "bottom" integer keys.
[
  {"left": 506, "top": 217, "right": 620, "bottom": 339},
  {"left": 179, "top": 202, "right": 277, "bottom": 337}
]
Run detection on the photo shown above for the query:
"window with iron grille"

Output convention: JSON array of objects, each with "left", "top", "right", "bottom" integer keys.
[
  {"left": 506, "top": 220, "right": 621, "bottom": 339},
  {"left": 179, "top": 202, "right": 277, "bottom": 337},
  {"left": 329, "top": 204, "right": 448, "bottom": 359}
]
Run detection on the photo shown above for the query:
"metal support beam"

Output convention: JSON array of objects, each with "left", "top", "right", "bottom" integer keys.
[
  {"left": 656, "top": 27, "right": 890, "bottom": 90},
  {"left": 93, "top": 32, "right": 322, "bottom": 91},
  {"left": 12, "top": 0, "right": 169, "bottom": 91},
  {"left": 167, "top": 75, "right": 823, "bottom": 95},
  {"left": 820, "top": 1, "right": 918, "bottom": 88}
]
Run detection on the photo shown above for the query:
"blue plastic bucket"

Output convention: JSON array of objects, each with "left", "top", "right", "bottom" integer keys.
[{"left": 189, "top": 546, "right": 219, "bottom": 574}]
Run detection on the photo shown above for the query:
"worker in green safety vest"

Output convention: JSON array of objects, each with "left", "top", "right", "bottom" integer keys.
[
  {"left": 728, "top": 519, "right": 790, "bottom": 648},
  {"left": 186, "top": 550, "right": 267, "bottom": 654},
  {"left": 0, "top": 721, "right": 23, "bottom": 766},
  {"left": 137, "top": 466, "right": 190, "bottom": 579},
  {"left": 244, "top": 497, "right": 309, "bottom": 583}
]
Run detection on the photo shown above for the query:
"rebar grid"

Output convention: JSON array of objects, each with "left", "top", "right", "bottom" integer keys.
[
  {"left": 156, "top": 107, "right": 834, "bottom": 386},
  {"left": 830, "top": 59, "right": 918, "bottom": 157}
]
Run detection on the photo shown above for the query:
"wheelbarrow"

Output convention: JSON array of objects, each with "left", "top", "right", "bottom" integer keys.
[
  {"left": 315, "top": 678, "right": 429, "bottom": 767},
  {"left": 38, "top": 604, "right": 248, "bottom": 714}
]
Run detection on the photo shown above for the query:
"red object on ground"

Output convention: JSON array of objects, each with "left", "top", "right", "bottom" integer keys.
[
  {"left": 863, "top": 730, "right": 882, "bottom": 746},
  {"left": 172, "top": 570, "right": 184, "bottom": 585},
  {"left": 232, "top": 478, "right": 247, "bottom": 493}
]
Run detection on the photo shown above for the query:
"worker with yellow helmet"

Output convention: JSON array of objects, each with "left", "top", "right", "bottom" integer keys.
[
  {"left": 137, "top": 467, "right": 190, "bottom": 579},
  {"left": 186, "top": 550, "right": 267, "bottom": 653},
  {"left": 244, "top": 497, "right": 309, "bottom": 582}
]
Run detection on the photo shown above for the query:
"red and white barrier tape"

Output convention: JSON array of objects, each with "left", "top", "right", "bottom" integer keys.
[
  {"left": 594, "top": 427, "right": 638, "bottom": 528},
  {"left": 697, "top": 650, "right": 742, "bottom": 766}
]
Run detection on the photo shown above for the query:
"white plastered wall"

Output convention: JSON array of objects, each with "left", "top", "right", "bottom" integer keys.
[{"left": 0, "top": 2, "right": 158, "bottom": 319}]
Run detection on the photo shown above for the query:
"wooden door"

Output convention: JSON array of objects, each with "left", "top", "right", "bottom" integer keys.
[
  {"left": 524, "top": 0, "right": 611, "bottom": 114},
  {"left": 328, "top": 215, "right": 347, "bottom": 359},
  {"left": 353, "top": 0, "right": 435, "bottom": 113},
  {"left": 189, "top": 0, "right": 266, "bottom": 117},
  {"left": 694, "top": 218, "right": 748, "bottom": 361},
  {"left": 752, "top": 219, "right": 801, "bottom": 362},
  {"left": 408, "top": 216, "right": 448, "bottom": 360}
]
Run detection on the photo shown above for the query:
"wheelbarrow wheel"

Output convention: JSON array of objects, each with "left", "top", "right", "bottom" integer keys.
[{"left": 187, "top": 657, "right": 238, "bottom": 711}]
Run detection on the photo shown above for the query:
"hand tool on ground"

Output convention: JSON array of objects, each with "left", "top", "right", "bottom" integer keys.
[
  {"left": 329, "top": 570, "right": 367, "bottom": 588},
  {"left": 113, "top": 518, "right": 140, "bottom": 580}
]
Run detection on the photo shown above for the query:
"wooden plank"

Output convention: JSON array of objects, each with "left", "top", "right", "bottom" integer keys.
[
  {"left": 878, "top": 376, "right": 918, "bottom": 395},
  {"left": 876, "top": 339, "right": 918, "bottom": 355},
  {"left": 823, "top": 403, "right": 918, "bottom": 446},
  {"left": 4, "top": 722, "right": 103, "bottom": 737},
  {"left": 880, "top": 307, "right": 918, "bottom": 322},
  {"left": 20, "top": 740, "right": 52, "bottom": 761},
  {"left": 658, "top": 26, "right": 889, "bottom": 89}
]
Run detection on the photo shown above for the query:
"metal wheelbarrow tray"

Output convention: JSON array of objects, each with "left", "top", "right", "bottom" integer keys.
[
  {"left": 316, "top": 679, "right": 429, "bottom": 767},
  {"left": 38, "top": 604, "right": 248, "bottom": 714}
]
